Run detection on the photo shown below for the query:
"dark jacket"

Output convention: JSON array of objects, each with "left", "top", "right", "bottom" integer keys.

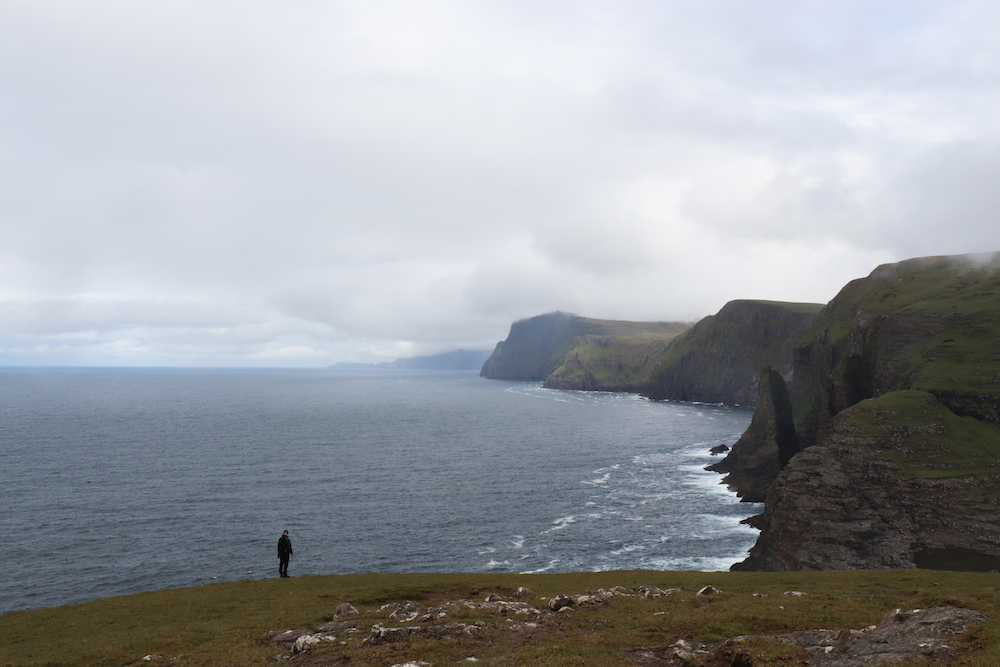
[{"left": 278, "top": 535, "right": 292, "bottom": 558}]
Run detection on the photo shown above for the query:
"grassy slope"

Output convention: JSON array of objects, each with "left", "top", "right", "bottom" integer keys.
[
  {"left": 4, "top": 570, "right": 1000, "bottom": 667},
  {"left": 545, "top": 321, "right": 691, "bottom": 390},
  {"left": 804, "top": 255, "right": 1000, "bottom": 404},
  {"left": 846, "top": 390, "right": 1000, "bottom": 480}
]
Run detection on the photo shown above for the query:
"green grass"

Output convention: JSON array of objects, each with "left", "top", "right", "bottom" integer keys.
[
  {"left": 840, "top": 390, "right": 1000, "bottom": 479},
  {"left": 807, "top": 255, "right": 1000, "bottom": 400},
  {"left": 546, "top": 333, "right": 684, "bottom": 390},
  {"left": 4, "top": 569, "right": 1000, "bottom": 667}
]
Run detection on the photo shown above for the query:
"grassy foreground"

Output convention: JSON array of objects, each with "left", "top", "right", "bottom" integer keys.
[{"left": 4, "top": 570, "right": 1000, "bottom": 667}]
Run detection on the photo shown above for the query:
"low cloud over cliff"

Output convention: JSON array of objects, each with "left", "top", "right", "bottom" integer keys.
[{"left": 1, "top": 2, "right": 997, "bottom": 365}]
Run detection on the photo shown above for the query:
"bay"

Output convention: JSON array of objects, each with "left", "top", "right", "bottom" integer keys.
[{"left": 0, "top": 368, "right": 759, "bottom": 614}]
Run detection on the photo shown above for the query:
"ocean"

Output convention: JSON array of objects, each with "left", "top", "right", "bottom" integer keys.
[{"left": 0, "top": 368, "right": 759, "bottom": 614}]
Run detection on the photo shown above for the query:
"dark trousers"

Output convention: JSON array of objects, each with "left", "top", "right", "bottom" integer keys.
[{"left": 279, "top": 555, "right": 289, "bottom": 577}]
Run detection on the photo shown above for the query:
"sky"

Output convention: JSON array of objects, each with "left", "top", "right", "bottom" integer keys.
[{"left": 2, "top": 1, "right": 999, "bottom": 366}]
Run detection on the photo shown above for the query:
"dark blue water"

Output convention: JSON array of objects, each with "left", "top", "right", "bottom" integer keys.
[{"left": 0, "top": 368, "right": 759, "bottom": 614}]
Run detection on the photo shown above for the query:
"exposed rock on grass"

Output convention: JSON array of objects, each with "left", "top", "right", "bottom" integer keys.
[{"left": 774, "top": 606, "right": 988, "bottom": 666}]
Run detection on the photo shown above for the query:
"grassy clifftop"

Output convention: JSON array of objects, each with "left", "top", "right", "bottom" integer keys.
[{"left": 5, "top": 569, "right": 1000, "bottom": 667}]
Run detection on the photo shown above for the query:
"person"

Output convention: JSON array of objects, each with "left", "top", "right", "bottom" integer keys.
[{"left": 277, "top": 530, "right": 293, "bottom": 577}]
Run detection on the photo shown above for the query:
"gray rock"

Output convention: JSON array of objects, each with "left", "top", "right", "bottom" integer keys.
[
  {"left": 696, "top": 585, "right": 721, "bottom": 596},
  {"left": 315, "top": 619, "right": 358, "bottom": 633},
  {"left": 269, "top": 628, "right": 313, "bottom": 643},
  {"left": 548, "top": 594, "right": 574, "bottom": 611},
  {"left": 776, "top": 606, "right": 988, "bottom": 667},
  {"left": 513, "top": 586, "right": 536, "bottom": 598},
  {"left": 334, "top": 602, "right": 359, "bottom": 619},
  {"left": 630, "top": 585, "right": 679, "bottom": 599},
  {"left": 366, "top": 622, "right": 480, "bottom": 645},
  {"left": 292, "top": 634, "right": 326, "bottom": 653}
]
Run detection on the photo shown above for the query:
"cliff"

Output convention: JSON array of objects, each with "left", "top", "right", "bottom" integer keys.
[
  {"left": 542, "top": 322, "right": 691, "bottom": 392},
  {"left": 735, "top": 390, "right": 1000, "bottom": 571},
  {"left": 480, "top": 312, "right": 689, "bottom": 387},
  {"left": 790, "top": 253, "right": 1000, "bottom": 449},
  {"left": 732, "top": 252, "right": 1000, "bottom": 571},
  {"left": 483, "top": 301, "right": 822, "bottom": 401},
  {"left": 643, "top": 300, "right": 824, "bottom": 405},
  {"left": 706, "top": 367, "right": 798, "bottom": 502}
]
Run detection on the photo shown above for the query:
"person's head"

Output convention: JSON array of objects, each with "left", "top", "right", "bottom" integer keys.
[{"left": 283, "top": 530, "right": 288, "bottom": 536}]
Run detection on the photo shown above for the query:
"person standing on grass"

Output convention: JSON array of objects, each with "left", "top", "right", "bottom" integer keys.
[{"left": 277, "top": 530, "right": 293, "bottom": 577}]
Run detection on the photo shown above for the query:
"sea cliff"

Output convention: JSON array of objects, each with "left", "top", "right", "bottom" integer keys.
[
  {"left": 721, "top": 252, "right": 1000, "bottom": 570},
  {"left": 485, "top": 251, "right": 1000, "bottom": 572},
  {"left": 481, "top": 300, "right": 823, "bottom": 404}
]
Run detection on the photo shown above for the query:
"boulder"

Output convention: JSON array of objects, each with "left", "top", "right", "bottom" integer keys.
[
  {"left": 334, "top": 602, "right": 359, "bottom": 619},
  {"left": 292, "top": 634, "right": 326, "bottom": 653},
  {"left": 548, "top": 594, "right": 574, "bottom": 611}
]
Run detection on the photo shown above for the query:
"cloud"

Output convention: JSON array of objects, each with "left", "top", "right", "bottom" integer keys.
[{"left": 0, "top": 1, "right": 998, "bottom": 364}]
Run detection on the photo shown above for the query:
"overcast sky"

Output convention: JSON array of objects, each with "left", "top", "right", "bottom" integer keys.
[{"left": 2, "top": 1, "right": 998, "bottom": 366}]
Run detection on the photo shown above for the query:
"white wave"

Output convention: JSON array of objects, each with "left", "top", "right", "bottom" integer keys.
[
  {"left": 582, "top": 472, "right": 612, "bottom": 486},
  {"left": 511, "top": 535, "right": 526, "bottom": 549},
  {"left": 484, "top": 558, "right": 510, "bottom": 569},
  {"left": 521, "top": 558, "right": 560, "bottom": 574},
  {"left": 610, "top": 543, "right": 646, "bottom": 556},
  {"left": 478, "top": 546, "right": 497, "bottom": 555},
  {"left": 541, "top": 515, "right": 576, "bottom": 533},
  {"left": 643, "top": 553, "right": 750, "bottom": 572}
]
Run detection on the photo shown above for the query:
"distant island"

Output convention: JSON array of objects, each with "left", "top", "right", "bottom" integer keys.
[
  {"left": 481, "top": 251, "right": 1000, "bottom": 573},
  {"left": 333, "top": 349, "right": 492, "bottom": 372}
]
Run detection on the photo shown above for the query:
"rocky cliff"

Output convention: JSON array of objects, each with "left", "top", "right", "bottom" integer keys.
[
  {"left": 480, "top": 312, "right": 689, "bottom": 387},
  {"left": 706, "top": 367, "right": 799, "bottom": 502},
  {"left": 480, "top": 312, "right": 607, "bottom": 381},
  {"left": 483, "top": 301, "right": 822, "bottom": 402},
  {"left": 643, "top": 300, "right": 824, "bottom": 406},
  {"left": 735, "top": 390, "right": 1000, "bottom": 571},
  {"left": 791, "top": 253, "right": 1000, "bottom": 448},
  {"left": 732, "top": 252, "right": 1000, "bottom": 571}
]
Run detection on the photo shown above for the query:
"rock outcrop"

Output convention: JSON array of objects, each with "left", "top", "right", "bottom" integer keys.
[
  {"left": 707, "top": 367, "right": 799, "bottom": 502},
  {"left": 735, "top": 390, "right": 1000, "bottom": 571},
  {"left": 774, "top": 606, "right": 988, "bottom": 667}
]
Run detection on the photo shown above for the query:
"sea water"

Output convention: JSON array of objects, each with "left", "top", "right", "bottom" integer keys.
[{"left": 0, "top": 368, "right": 759, "bottom": 613}]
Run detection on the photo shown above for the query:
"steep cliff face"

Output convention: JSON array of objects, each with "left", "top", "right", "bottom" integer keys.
[
  {"left": 735, "top": 390, "right": 1000, "bottom": 571},
  {"left": 706, "top": 367, "right": 798, "bottom": 502},
  {"left": 480, "top": 312, "right": 603, "bottom": 380},
  {"left": 644, "top": 300, "right": 824, "bottom": 406},
  {"left": 480, "top": 312, "right": 687, "bottom": 383},
  {"left": 791, "top": 253, "right": 1000, "bottom": 449},
  {"left": 737, "top": 252, "right": 1000, "bottom": 571}
]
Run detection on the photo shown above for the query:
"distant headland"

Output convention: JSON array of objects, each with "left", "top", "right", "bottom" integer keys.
[{"left": 480, "top": 251, "right": 1000, "bottom": 573}]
